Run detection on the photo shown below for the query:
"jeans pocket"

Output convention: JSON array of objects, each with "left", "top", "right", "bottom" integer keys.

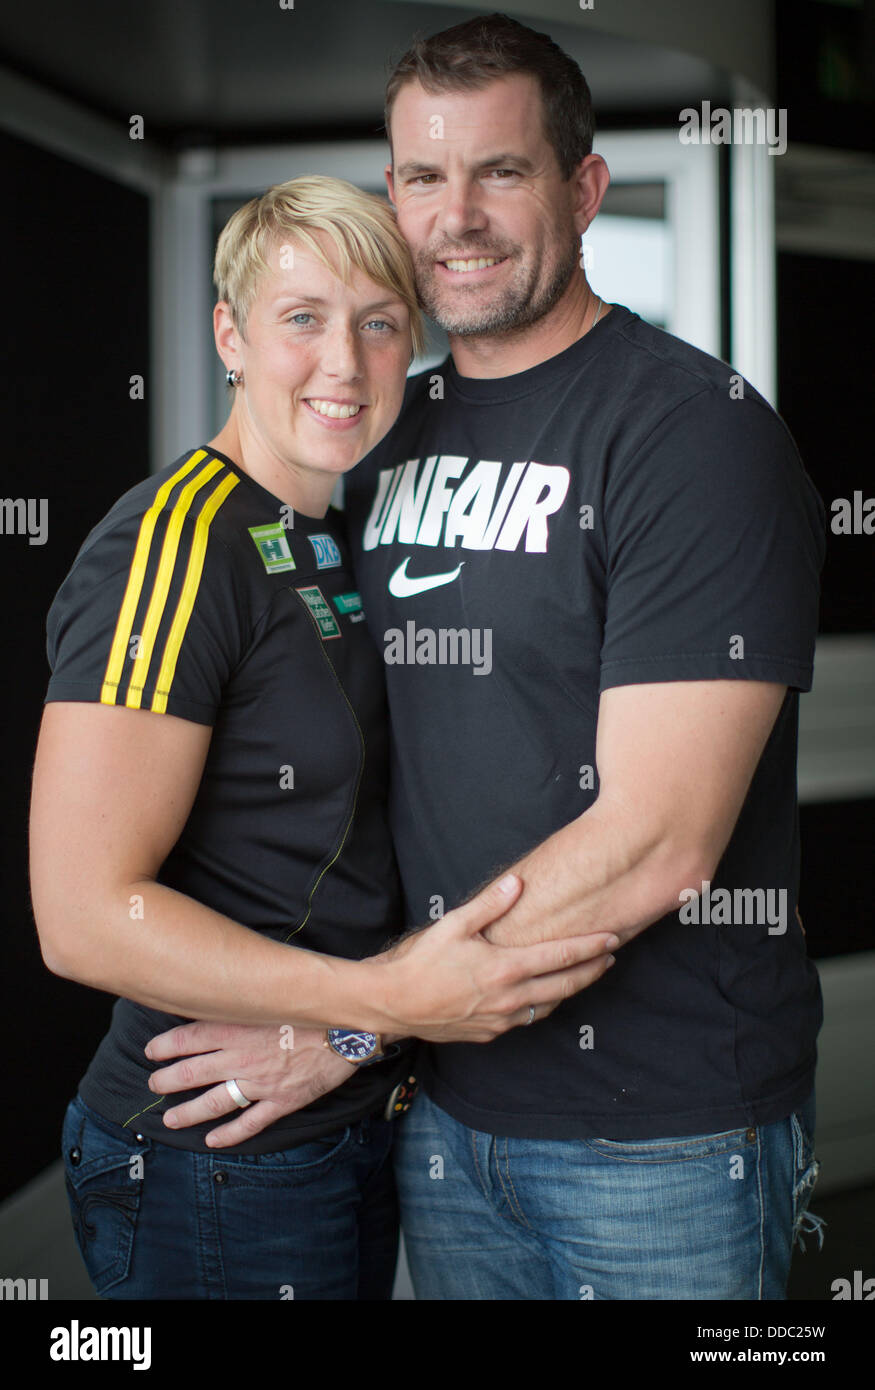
[
  {"left": 217, "top": 1126, "right": 353, "bottom": 1189},
  {"left": 583, "top": 1126, "right": 754, "bottom": 1164},
  {"left": 62, "top": 1097, "right": 148, "bottom": 1295}
]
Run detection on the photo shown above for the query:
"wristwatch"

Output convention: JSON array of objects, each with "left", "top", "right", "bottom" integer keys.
[{"left": 324, "top": 1029, "right": 401, "bottom": 1067}]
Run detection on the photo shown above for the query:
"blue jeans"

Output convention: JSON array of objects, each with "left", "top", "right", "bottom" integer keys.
[
  {"left": 62, "top": 1093, "right": 398, "bottom": 1300},
  {"left": 393, "top": 1088, "right": 822, "bottom": 1299}
]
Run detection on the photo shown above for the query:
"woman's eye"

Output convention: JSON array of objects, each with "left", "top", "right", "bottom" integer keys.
[
  {"left": 364, "top": 319, "right": 393, "bottom": 333},
  {"left": 288, "top": 313, "right": 315, "bottom": 325}
]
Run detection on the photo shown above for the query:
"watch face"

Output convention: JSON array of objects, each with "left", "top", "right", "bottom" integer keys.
[{"left": 328, "top": 1029, "right": 378, "bottom": 1062}]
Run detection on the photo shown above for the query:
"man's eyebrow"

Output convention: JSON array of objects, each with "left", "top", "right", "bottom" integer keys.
[
  {"left": 395, "top": 160, "right": 439, "bottom": 180},
  {"left": 477, "top": 153, "right": 536, "bottom": 172},
  {"left": 395, "top": 154, "right": 536, "bottom": 179}
]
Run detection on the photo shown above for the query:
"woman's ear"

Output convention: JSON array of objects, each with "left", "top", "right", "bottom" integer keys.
[{"left": 213, "top": 301, "right": 242, "bottom": 373}]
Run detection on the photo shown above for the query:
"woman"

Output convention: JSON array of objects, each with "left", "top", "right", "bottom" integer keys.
[{"left": 29, "top": 176, "right": 615, "bottom": 1300}]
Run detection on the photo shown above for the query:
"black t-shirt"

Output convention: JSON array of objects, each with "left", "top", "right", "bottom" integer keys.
[
  {"left": 344, "top": 304, "right": 826, "bottom": 1140},
  {"left": 45, "top": 446, "right": 409, "bottom": 1152}
]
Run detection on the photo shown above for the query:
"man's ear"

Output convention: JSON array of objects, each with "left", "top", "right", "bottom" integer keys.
[
  {"left": 385, "top": 162, "right": 396, "bottom": 207},
  {"left": 573, "top": 153, "right": 611, "bottom": 236},
  {"left": 213, "top": 301, "right": 242, "bottom": 372}
]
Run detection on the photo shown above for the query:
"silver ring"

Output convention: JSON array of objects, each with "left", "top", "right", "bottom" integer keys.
[
  {"left": 225, "top": 1079, "right": 251, "bottom": 1108},
  {"left": 525, "top": 1005, "right": 536, "bottom": 1026}
]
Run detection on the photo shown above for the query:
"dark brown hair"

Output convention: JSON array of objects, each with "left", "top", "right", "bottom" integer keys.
[{"left": 384, "top": 12, "right": 595, "bottom": 180}]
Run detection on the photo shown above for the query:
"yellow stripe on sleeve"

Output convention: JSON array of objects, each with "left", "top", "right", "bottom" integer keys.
[
  {"left": 99, "top": 451, "right": 208, "bottom": 705},
  {"left": 123, "top": 460, "right": 225, "bottom": 708},
  {"left": 150, "top": 471, "right": 239, "bottom": 713}
]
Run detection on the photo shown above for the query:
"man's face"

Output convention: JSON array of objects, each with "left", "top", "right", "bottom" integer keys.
[{"left": 387, "top": 74, "right": 582, "bottom": 337}]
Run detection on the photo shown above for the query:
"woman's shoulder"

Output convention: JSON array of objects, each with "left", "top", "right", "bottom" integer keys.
[
  {"left": 45, "top": 449, "right": 256, "bottom": 714},
  {"left": 82, "top": 448, "right": 240, "bottom": 553}
]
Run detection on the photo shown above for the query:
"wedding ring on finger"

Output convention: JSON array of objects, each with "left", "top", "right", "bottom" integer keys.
[
  {"left": 525, "top": 1005, "right": 536, "bottom": 1026},
  {"left": 225, "top": 1079, "right": 252, "bottom": 1108}
]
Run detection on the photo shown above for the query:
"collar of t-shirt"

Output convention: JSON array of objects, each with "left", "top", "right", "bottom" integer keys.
[{"left": 441, "top": 302, "right": 633, "bottom": 405}]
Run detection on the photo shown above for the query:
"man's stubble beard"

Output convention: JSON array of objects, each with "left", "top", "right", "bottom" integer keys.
[{"left": 413, "top": 234, "right": 582, "bottom": 338}]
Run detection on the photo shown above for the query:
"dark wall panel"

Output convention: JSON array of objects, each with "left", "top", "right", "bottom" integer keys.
[
  {"left": 0, "top": 129, "right": 149, "bottom": 1203},
  {"left": 777, "top": 249, "right": 875, "bottom": 962},
  {"left": 800, "top": 800, "right": 875, "bottom": 960},
  {"left": 777, "top": 251, "right": 875, "bottom": 635}
]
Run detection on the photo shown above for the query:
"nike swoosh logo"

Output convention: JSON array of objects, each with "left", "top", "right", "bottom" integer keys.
[{"left": 388, "top": 556, "right": 465, "bottom": 597}]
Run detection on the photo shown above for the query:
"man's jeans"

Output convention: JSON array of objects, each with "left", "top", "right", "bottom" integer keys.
[
  {"left": 62, "top": 1093, "right": 399, "bottom": 1300},
  {"left": 393, "top": 1087, "right": 823, "bottom": 1299}
]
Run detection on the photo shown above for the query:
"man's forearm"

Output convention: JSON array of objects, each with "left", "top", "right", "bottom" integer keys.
[{"left": 483, "top": 801, "right": 706, "bottom": 949}]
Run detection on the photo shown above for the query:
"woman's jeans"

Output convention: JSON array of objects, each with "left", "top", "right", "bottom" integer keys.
[
  {"left": 392, "top": 1087, "right": 823, "bottom": 1300},
  {"left": 62, "top": 1093, "right": 399, "bottom": 1300}
]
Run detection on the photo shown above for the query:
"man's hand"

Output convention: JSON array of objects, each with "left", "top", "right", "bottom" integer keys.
[{"left": 144, "top": 1022, "right": 354, "bottom": 1148}]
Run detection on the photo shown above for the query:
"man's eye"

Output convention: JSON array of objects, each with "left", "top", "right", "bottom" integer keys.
[
  {"left": 412, "top": 174, "right": 438, "bottom": 185},
  {"left": 489, "top": 169, "right": 517, "bottom": 179},
  {"left": 287, "top": 313, "right": 315, "bottom": 325}
]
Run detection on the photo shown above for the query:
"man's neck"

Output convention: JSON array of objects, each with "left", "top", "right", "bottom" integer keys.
[{"left": 447, "top": 280, "right": 610, "bottom": 380}]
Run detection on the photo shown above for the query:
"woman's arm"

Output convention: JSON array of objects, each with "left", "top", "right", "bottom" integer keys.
[
  {"left": 30, "top": 702, "right": 359, "bottom": 1025},
  {"left": 30, "top": 703, "right": 615, "bottom": 1041}
]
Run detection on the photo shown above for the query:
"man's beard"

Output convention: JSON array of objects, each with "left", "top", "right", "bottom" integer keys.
[{"left": 413, "top": 235, "right": 581, "bottom": 338}]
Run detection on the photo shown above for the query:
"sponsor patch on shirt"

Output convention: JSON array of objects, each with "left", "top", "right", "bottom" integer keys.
[
  {"left": 334, "top": 590, "right": 367, "bottom": 624},
  {"left": 333, "top": 591, "right": 363, "bottom": 614},
  {"left": 297, "top": 585, "right": 342, "bottom": 639},
  {"left": 308, "top": 533, "right": 342, "bottom": 569},
  {"left": 248, "top": 523, "right": 296, "bottom": 574}
]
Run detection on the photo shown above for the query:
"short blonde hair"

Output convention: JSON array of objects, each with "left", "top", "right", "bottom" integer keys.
[{"left": 213, "top": 174, "right": 424, "bottom": 355}]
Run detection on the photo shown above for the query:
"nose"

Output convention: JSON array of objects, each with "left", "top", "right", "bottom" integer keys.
[
  {"left": 438, "top": 176, "right": 489, "bottom": 243},
  {"left": 319, "top": 324, "right": 364, "bottom": 383}
]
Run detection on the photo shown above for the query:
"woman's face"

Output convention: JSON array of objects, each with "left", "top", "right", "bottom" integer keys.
[{"left": 220, "top": 235, "right": 413, "bottom": 501}]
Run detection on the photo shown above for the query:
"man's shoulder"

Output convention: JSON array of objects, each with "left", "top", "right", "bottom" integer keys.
[
  {"left": 592, "top": 310, "right": 808, "bottom": 476},
  {"left": 605, "top": 309, "right": 768, "bottom": 410}
]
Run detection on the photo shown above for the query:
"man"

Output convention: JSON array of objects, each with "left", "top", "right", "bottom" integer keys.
[{"left": 147, "top": 14, "right": 825, "bottom": 1299}]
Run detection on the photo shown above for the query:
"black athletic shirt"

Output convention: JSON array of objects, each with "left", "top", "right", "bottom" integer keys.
[
  {"left": 45, "top": 446, "right": 410, "bottom": 1153},
  {"left": 344, "top": 304, "right": 827, "bottom": 1141}
]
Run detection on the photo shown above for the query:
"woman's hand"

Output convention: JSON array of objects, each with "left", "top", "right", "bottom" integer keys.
[
  {"left": 144, "top": 1022, "right": 355, "bottom": 1148},
  {"left": 376, "top": 874, "right": 619, "bottom": 1042}
]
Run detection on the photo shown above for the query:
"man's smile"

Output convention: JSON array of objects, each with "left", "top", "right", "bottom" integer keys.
[{"left": 439, "top": 255, "right": 509, "bottom": 275}]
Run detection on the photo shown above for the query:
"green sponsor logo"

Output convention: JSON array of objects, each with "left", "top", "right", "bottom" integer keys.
[
  {"left": 248, "top": 523, "right": 295, "bottom": 574},
  {"left": 333, "top": 591, "right": 363, "bottom": 614},
  {"left": 297, "top": 585, "right": 341, "bottom": 639}
]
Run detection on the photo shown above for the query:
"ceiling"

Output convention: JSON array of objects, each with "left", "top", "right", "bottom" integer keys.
[{"left": 0, "top": 0, "right": 731, "bottom": 147}]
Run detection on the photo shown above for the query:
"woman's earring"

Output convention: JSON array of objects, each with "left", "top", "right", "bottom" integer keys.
[{"left": 226, "top": 367, "right": 243, "bottom": 387}]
